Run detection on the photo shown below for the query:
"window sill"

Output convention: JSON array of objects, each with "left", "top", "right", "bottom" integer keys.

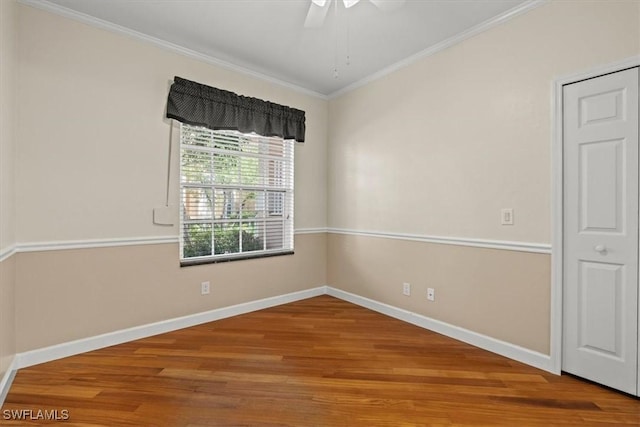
[{"left": 180, "top": 250, "right": 294, "bottom": 267}]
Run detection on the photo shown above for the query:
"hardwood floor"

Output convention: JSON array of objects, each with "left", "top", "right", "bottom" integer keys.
[{"left": 2, "top": 295, "right": 639, "bottom": 426}]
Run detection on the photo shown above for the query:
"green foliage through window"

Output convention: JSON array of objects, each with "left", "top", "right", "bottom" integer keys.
[{"left": 179, "top": 125, "right": 294, "bottom": 262}]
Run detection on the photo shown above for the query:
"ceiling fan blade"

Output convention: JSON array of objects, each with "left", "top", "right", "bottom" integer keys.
[
  {"left": 369, "top": 0, "right": 405, "bottom": 12},
  {"left": 304, "top": 1, "right": 330, "bottom": 28}
]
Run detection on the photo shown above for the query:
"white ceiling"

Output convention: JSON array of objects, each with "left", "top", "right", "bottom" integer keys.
[{"left": 33, "top": 0, "right": 534, "bottom": 97}]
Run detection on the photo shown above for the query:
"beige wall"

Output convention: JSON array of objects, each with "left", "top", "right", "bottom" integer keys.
[
  {"left": 0, "top": 0, "right": 17, "bottom": 378},
  {"left": 0, "top": 0, "right": 16, "bottom": 252},
  {"left": 328, "top": 0, "right": 639, "bottom": 243},
  {"left": 15, "top": 234, "right": 326, "bottom": 352},
  {"left": 10, "top": 4, "right": 328, "bottom": 352},
  {"left": 328, "top": 234, "right": 550, "bottom": 353},
  {"left": 5, "top": 0, "right": 640, "bottom": 359},
  {"left": 16, "top": 5, "right": 327, "bottom": 243},
  {"left": 327, "top": 0, "right": 640, "bottom": 354},
  {"left": 0, "top": 257, "right": 15, "bottom": 375}
]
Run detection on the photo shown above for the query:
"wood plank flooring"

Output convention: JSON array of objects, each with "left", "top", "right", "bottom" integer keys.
[{"left": 1, "top": 295, "right": 639, "bottom": 426}]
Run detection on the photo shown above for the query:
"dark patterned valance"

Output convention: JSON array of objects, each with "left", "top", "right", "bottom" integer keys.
[{"left": 166, "top": 77, "right": 306, "bottom": 143}]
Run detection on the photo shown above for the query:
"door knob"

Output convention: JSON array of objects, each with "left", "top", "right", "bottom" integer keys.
[{"left": 594, "top": 244, "right": 607, "bottom": 253}]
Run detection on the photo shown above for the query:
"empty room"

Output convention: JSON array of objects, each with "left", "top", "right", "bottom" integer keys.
[{"left": 1, "top": 0, "right": 639, "bottom": 425}]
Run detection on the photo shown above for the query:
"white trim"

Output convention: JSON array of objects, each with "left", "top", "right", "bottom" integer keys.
[
  {"left": 551, "top": 71, "right": 564, "bottom": 375},
  {"left": 15, "top": 286, "right": 327, "bottom": 369},
  {"left": 4, "top": 228, "right": 548, "bottom": 255},
  {"left": 0, "top": 245, "right": 17, "bottom": 263},
  {"left": 17, "top": 0, "right": 327, "bottom": 100},
  {"left": 6, "top": 285, "right": 555, "bottom": 384},
  {"left": 294, "top": 227, "right": 328, "bottom": 235},
  {"left": 0, "top": 356, "right": 18, "bottom": 406},
  {"left": 328, "top": 0, "right": 546, "bottom": 99},
  {"left": 326, "top": 287, "right": 554, "bottom": 373},
  {"left": 550, "top": 55, "right": 640, "bottom": 376},
  {"left": 10, "top": 230, "right": 326, "bottom": 255},
  {"left": 16, "top": 236, "right": 179, "bottom": 253},
  {"left": 327, "top": 227, "right": 551, "bottom": 254},
  {"left": 17, "top": 0, "right": 544, "bottom": 100}
]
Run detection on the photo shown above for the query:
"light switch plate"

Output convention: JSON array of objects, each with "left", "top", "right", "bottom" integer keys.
[{"left": 501, "top": 208, "right": 514, "bottom": 225}]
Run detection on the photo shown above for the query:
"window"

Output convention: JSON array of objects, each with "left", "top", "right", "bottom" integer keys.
[{"left": 180, "top": 124, "right": 294, "bottom": 265}]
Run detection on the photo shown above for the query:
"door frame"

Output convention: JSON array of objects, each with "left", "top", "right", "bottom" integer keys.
[{"left": 551, "top": 55, "right": 640, "bottom": 376}]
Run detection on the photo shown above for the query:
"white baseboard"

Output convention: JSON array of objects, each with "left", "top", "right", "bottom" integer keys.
[
  {"left": 326, "top": 287, "right": 554, "bottom": 373},
  {"left": 0, "top": 356, "right": 18, "bottom": 406},
  {"left": 15, "top": 286, "right": 326, "bottom": 370},
  {"left": 6, "top": 284, "right": 552, "bottom": 395}
]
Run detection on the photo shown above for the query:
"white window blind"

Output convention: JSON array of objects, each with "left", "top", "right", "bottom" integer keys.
[{"left": 179, "top": 124, "right": 294, "bottom": 265}]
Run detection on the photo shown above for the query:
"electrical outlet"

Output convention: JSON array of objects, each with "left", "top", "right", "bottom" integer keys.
[
  {"left": 403, "top": 282, "right": 411, "bottom": 296},
  {"left": 427, "top": 287, "right": 435, "bottom": 301},
  {"left": 201, "top": 281, "right": 210, "bottom": 295}
]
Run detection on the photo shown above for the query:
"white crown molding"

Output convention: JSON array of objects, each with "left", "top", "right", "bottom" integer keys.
[
  {"left": 17, "top": 0, "right": 545, "bottom": 100},
  {"left": 17, "top": 0, "right": 328, "bottom": 100},
  {"left": 326, "top": 287, "right": 554, "bottom": 373},
  {"left": 327, "top": 227, "right": 551, "bottom": 254},
  {"left": 328, "top": 0, "right": 547, "bottom": 99}
]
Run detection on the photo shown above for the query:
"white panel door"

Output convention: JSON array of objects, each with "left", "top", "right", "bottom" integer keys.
[{"left": 563, "top": 67, "right": 639, "bottom": 395}]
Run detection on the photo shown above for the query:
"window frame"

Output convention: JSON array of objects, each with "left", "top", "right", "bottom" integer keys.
[{"left": 178, "top": 124, "right": 295, "bottom": 266}]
